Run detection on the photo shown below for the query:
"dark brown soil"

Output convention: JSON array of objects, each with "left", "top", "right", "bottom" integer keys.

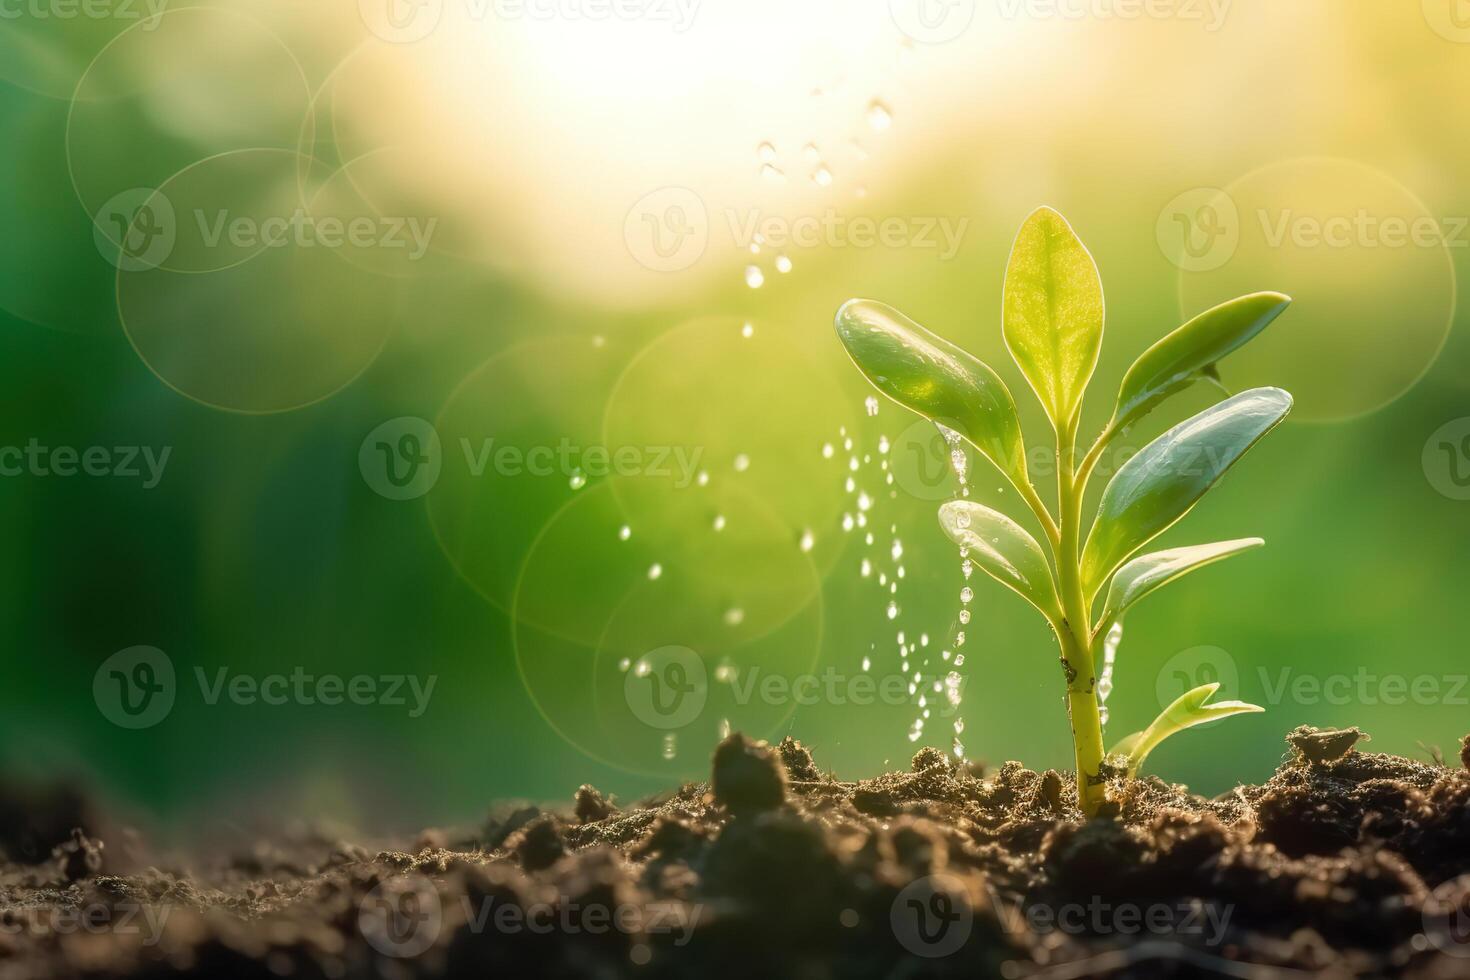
[{"left": 4, "top": 727, "right": 1470, "bottom": 979}]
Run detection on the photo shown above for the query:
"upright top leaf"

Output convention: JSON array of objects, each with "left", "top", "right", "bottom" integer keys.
[
  {"left": 1002, "top": 207, "right": 1104, "bottom": 429},
  {"left": 1080, "top": 387, "right": 1292, "bottom": 599},
  {"left": 835, "top": 299, "right": 1031, "bottom": 493},
  {"left": 1108, "top": 292, "right": 1291, "bottom": 434}
]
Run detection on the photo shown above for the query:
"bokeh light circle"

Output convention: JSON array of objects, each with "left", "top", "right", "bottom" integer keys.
[{"left": 1176, "top": 157, "right": 1455, "bottom": 422}]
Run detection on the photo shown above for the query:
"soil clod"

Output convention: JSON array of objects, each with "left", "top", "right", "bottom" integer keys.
[
  {"left": 1288, "top": 724, "right": 1369, "bottom": 765},
  {"left": 711, "top": 732, "right": 787, "bottom": 816}
]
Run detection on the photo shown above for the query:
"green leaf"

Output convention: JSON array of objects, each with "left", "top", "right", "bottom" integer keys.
[
  {"left": 1081, "top": 388, "right": 1292, "bottom": 600},
  {"left": 835, "top": 299, "right": 1030, "bottom": 492},
  {"left": 1095, "top": 538, "right": 1264, "bottom": 636},
  {"left": 1001, "top": 207, "right": 1104, "bottom": 429},
  {"left": 1111, "top": 683, "right": 1263, "bottom": 777},
  {"left": 938, "top": 500, "right": 1060, "bottom": 623},
  {"left": 1109, "top": 292, "right": 1291, "bottom": 434}
]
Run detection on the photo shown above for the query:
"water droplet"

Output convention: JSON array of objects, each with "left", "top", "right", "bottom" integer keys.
[
  {"left": 857, "top": 492, "right": 873, "bottom": 512},
  {"left": 569, "top": 469, "right": 587, "bottom": 490},
  {"left": 799, "top": 528, "right": 815, "bottom": 552},
  {"left": 724, "top": 607, "right": 745, "bottom": 626},
  {"left": 696, "top": 470, "right": 710, "bottom": 486},
  {"left": 662, "top": 733, "right": 677, "bottom": 760},
  {"left": 886, "top": 601, "right": 899, "bottom": 620},
  {"left": 647, "top": 563, "right": 663, "bottom": 580},
  {"left": 719, "top": 718, "right": 731, "bottom": 739},
  {"left": 861, "top": 656, "right": 871, "bottom": 672},
  {"left": 954, "top": 653, "right": 965, "bottom": 667},
  {"left": 742, "top": 322, "right": 754, "bottom": 338},
  {"left": 954, "top": 718, "right": 965, "bottom": 734},
  {"left": 955, "top": 632, "right": 966, "bottom": 647},
  {"left": 775, "top": 254, "right": 792, "bottom": 274},
  {"left": 860, "top": 558, "right": 872, "bottom": 577},
  {"left": 812, "top": 166, "right": 833, "bottom": 187},
  {"left": 618, "top": 657, "right": 631, "bottom": 672},
  {"left": 733, "top": 453, "right": 751, "bottom": 472},
  {"left": 744, "top": 266, "right": 765, "bottom": 289},
  {"left": 712, "top": 514, "right": 726, "bottom": 532},
  {"left": 959, "top": 609, "right": 970, "bottom": 625},
  {"left": 822, "top": 442, "right": 835, "bottom": 459},
  {"left": 864, "top": 395, "right": 880, "bottom": 416},
  {"left": 960, "top": 586, "right": 973, "bottom": 604},
  {"left": 592, "top": 334, "right": 606, "bottom": 347},
  {"left": 877, "top": 435, "right": 890, "bottom": 454},
  {"left": 867, "top": 99, "right": 892, "bottom": 131},
  {"left": 618, "top": 524, "right": 632, "bottom": 541}
]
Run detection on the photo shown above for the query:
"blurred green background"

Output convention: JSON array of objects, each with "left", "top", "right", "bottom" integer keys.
[{"left": 2, "top": 1, "right": 1468, "bottom": 840}]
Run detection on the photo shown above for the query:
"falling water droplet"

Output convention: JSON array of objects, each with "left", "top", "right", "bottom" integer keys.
[
  {"left": 775, "top": 254, "right": 792, "bottom": 274},
  {"left": 960, "top": 586, "right": 973, "bottom": 604},
  {"left": 812, "top": 166, "right": 833, "bottom": 187},
  {"left": 742, "top": 322, "right": 754, "bottom": 338},
  {"left": 696, "top": 470, "right": 710, "bottom": 486},
  {"left": 662, "top": 733, "right": 677, "bottom": 760},
  {"left": 799, "top": 528, "right": 815, "bottom": 552},
  {"left": 886, "top": 601, "right": 899, "bottom": 620},
  {"left": 724, "top": 607, "right": 745, "bottom": 626},
  {"left": 866, "top": 99, "right": 892, "bottom": 131},
  {"left": 733, "top": 454, "right": 751, "bottom": 472},
  {"left": 569, "top": 469, "right": 587, "bottom": 490},
  {"left": 744, "top": 266, "right": 765, "bottom": 289},
  {"left": 959, "top": 609, "right": 971, "bottom": 625},
  {"left": 860, "top": 558, "right": 872, "bottom": 577},
  {"left": 891, "top": 539, "right": 903, "bottom": 561},
  {"left": 822, "top": 442, "right": 835, "bottom": 459},
  {"left": 712, "top": 514, "right": 726, "bottom": 532},
  {"left": 647, "top": 563, "right": 663, "bottom": 580},
  {"left": 864, "top": 395, "right": 880, "bottom": 416},
  {"left": 618, "top": 524, "right": 632, "bottom": 541}
]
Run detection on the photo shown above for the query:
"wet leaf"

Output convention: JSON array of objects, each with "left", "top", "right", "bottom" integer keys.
[
  {"left": 1109, "top": 292, "right": 1291, "bottom": 434},
  {"left": 835, "top": 298, "right": 1030, "bottom": 491},
  {"left": 1001, "top": 207, "right": 1104, "bottom": 429},
  {"left": 938, "top": 500, "right": 1060, "bottom": 623},
  {"left": 1095, "top": 538, "right": 1264, "bottom": 635},
  {"left": 1081, "top": 388, "right": 1292, "bottom": 599},
  {"left": 1111, "top": 683, "right": 1263, "bottom": 777}
]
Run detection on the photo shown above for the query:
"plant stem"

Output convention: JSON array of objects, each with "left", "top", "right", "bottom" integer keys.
[{"left": 1056, "top": 414, "right": 1107, "bottom": 816}]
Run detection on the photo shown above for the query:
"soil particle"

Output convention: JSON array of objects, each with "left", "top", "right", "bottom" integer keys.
[
  {"left": 1460, "top": 734, "right": 1470, "bottom": 771},
  {"left": 1289, "top": 724, "right": 1370, "bottom": 765},
  {"left": 710, "top": 733, "right": 786, "bottom": 816},
  {"left": 4, "top": 729, "right": 1470, "bottom": 978}
]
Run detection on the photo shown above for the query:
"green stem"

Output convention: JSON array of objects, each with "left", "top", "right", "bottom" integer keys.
[{"left": 1056, "top": 414, "right": 1106, "bottom": 816}]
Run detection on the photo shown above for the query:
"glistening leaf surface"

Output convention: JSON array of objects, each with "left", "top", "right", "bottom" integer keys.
[
  {"left": 1081, "top": 387, "right": 1292, "bottom": 599},
  {"left": 1110, "top": 683, "right": 1263, "bottom": 776},
  {"left": 835, "top": 298, "right": 1030, "bottom": 491},
  {"left": 1001, "top": 207, "right": 1104, "bottom": 429},
  {"left": 1096, "top": 538, "right": 1263, "bottom": 634},
  {"left": 938, "top": 500, "right": 1060, "bottom": 622}
]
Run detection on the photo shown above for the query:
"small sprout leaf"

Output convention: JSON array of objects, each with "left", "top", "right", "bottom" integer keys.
[
  {"left": 1119, "top": 683, "right": 1263, "bottom": 777},
  {"left": 835, "top": 299, "right": 1031, "bottom": 492},
  {"left": 1095, "top": 538, "right": 1264, "bottom": 637},
  {"left": 1002, "top": 207, "right": 1104, "bottom": 429},
  {"left": 1081, "top": 388, "right": 1292, "bottom": 600},
  {"left": 938, "top": 500, "right": 1061, "bottom": 622},
  {"left": 1109, "top": 293, "right": 1290, "bottom": 435}
]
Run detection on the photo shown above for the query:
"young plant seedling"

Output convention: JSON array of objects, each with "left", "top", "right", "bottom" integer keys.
[{"left": 834, "top": 207, "right": 1292, "bottom": 816}]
